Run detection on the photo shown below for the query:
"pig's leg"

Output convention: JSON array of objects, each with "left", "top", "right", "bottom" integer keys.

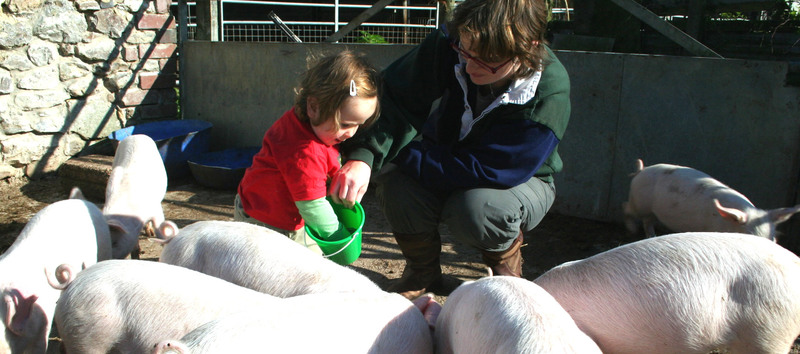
[
  {"left": 642, "top": 217, "right": 656, "bottom": 237},
  {"left": 622, "top": 201, "right": 640, "bottom": 235},
  {"left": 130, "top": 241, "right": 141, "bottom": 259}
]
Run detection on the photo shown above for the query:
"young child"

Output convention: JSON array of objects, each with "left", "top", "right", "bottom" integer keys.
[{"left": 234, "top": 50, "right": 381, "bottom": 255}]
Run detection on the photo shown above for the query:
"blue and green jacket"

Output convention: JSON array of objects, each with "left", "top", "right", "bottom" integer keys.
[{"left": 341, "top": 27, "right": 571, "bottom": 193}]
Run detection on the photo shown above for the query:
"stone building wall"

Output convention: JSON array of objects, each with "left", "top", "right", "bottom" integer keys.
[{"left": 0, "top": 0, "right": 178, "bottom": 180}]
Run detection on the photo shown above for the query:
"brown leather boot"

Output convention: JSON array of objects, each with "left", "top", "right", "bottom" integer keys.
[
  {"left": 482, "top": 232, "right": 524, "bottom": 277},
  {"left": 386, "top": 231, "right": 443, "bottom": 300}
]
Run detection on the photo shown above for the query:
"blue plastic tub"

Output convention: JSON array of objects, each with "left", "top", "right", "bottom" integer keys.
[
  {"left": 109, "top": 119, "right": 213, "bottom": 180},
  {"left": 187, "top": 147, "right": 259, "bottom": 190}
]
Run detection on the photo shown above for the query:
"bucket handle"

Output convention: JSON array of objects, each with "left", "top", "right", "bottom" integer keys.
[{"left": 320, "top": 234, "right": 358, "bottom": 259}]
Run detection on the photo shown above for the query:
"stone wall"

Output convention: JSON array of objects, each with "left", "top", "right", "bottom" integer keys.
[{"left": 0, "top": 0, "right": 178, "bottom": 180}]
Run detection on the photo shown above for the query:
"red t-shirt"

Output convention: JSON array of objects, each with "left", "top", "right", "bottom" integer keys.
[{"left": 237, "top": 108, "right": 340, "bottom": 230}]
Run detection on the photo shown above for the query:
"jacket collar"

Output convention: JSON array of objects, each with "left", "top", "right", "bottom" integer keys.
[
  {"left": 453, "top": 59, "right": 542, "bottom": 106},
  {"left": 505, "top": 69, "right": 542, "bottom": 105}
]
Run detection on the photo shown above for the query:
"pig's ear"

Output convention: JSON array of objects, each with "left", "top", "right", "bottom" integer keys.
[
  {"left": 106, "top": 218, "right": 128, "bottom": 234},
  {"left": 4, "top": 289, "right": 39, "bottom": 336},
  {"left": 412, "top": 293, "right": 441, "bottom": 330},
  {"left": 767, "top": 205, "right": 800, "bottom": 224},
  {"left": 105, "top": 218, "right": 129, "bottom": 246},
  {"left": 69, "top": 187, "right": 86, "bottom": 200},
  {"left": 629, "top": 159, "right": 644, "bottom": 176},
  {"left": 3, "top": 293, "right": 13, "bottom": 331},
  {"left": 714, "top": 199, "right": 748, "bottom": 224}
]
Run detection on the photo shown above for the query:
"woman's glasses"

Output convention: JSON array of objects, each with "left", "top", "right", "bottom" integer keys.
[{"left": 450, "top": 42, "right": 513, "bottom": 74}]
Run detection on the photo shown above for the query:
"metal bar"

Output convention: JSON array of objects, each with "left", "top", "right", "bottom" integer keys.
[
  {"left": 434, "top": 1, "right": 438, "bottom": 28},
  {"left": 605, "top": 0, "right": 722, "bottom": 58},
  {"left": 220, "top": 0, "right": 435, "bottom": 11},
  {"left": 268, "top": 10, "right": 302, "bottom": 42},
  {"left": 217, "top": 0, "right": 223, "bottom": 41},
  {"left": 323, "top": 0, "right": 395, "bottom": 43},
  {"left": 177, "top": 0, "right": 188, "bottom": 118},
  {"left": 223, "top": 20, "right": 436, "bottom": 28},
  {"left": 216, "top": 0, "right": 438, "bottom": 42}
]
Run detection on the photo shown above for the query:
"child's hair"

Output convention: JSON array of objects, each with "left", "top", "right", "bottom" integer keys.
[
  {"left": 294, "top": 50, "right": 381, "bottom": 130},
  {"left": 448, "top": 0, "right": 550, "bottom": 80}
]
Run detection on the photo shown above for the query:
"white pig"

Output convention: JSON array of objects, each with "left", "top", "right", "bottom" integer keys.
[
  {"left": 156, "top": 220, "right": 381, "bottom": 297},
  {"left": 151, "top": 292, "right": 437, "bottom": 353},
  {"left": 54, "top": 259, "right": 280, "bottom": 354},
  {"left": 435, "top": 276, "right": 601, "bottom": 354},
  {"left": 0, "top": 189, "right": 111, "bottom": 354},
  {"left": 534, "top": 232, "right": 800, "bottom": 354},
  {"left": 104, "top": 134, "right": 178, "bottom": 259},
  {"left": 622, "top": 159, "right": 800, "bottom": 239}
]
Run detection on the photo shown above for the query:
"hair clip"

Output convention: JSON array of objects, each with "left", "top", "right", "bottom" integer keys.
[{"left": 349, "top": 79, "right": 357, "bottom": 97}]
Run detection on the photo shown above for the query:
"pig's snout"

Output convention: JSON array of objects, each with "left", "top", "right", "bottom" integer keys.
[{"left": 153, "top": 340, "right": 189, "bottom": 354}]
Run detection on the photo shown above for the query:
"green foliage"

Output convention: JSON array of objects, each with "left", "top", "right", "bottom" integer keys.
[
  {"left": 357, "top": 30, "right": 388, "bottom": 44},
  {"left": 717, "top": 12, "right": 748, "bottom": 19},
  {"left": 174, "top": 87, "right": 181, "bottom": 117},
  {"left": 790, "top": 1, "right": 800, "bottom": 20}
]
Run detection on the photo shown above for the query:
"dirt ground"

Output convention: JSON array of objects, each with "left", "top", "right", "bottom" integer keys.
[
  {"left": 0, "top": 174, "right": 636, "bottom": 303},
  {"left": 3, "top": 175, "right": 799, "bottom": 353}
]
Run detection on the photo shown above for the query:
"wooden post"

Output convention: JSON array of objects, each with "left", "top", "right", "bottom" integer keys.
[
  {"left": 195, "top": 0, "right": 219, "bottom": 41},
  {"left": 686, "top": 0, "right": 707, "bottom": 40},
  {"left": 403, "top": 0, "right": 409, "bottom": 44}
]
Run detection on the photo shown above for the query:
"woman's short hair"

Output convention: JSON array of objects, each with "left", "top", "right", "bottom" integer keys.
[{"left": 448, "top": 0, "right": 550, "bottom": 80}]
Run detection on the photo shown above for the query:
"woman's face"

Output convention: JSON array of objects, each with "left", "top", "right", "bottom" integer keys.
[
  {"left": 458, "top": 36, "right": 518, "bottom": 86},
  {"left": 310, "top": 96, "right": 377, "bottom": 146}
]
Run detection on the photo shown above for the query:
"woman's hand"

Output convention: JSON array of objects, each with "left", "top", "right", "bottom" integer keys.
[{"left": 329, "top": 160, "right": 371, "bottom": 209}]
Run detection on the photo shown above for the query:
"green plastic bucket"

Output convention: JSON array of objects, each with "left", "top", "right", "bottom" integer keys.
[{"left": 305, "top": 199, "right": 365, "bottom": 265}]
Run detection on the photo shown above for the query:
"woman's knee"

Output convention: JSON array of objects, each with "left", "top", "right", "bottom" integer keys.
[{"left": 442, "top": 190, "right": 523, "bottom": 251}]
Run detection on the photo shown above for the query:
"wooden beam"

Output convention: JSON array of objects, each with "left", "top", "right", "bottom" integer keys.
[
  {"left": 605, "top": 0, "right": 722, "bottom": 58},
  {"left": 323, "top": 0, "right": 395, "bottom": 43},
  {"left": 194, "top": 0, "right": 219, "bottom": 41}
]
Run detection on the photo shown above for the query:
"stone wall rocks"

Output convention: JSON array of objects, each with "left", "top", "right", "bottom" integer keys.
[{"left": 0, "top": 0, "right": 177, "bottom": 180}]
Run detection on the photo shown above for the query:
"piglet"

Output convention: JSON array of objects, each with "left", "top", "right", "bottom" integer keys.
[
  {"left": 435, "top": 276, "right": 600, "bottom": 354},
  {"left": 156, "top": 220, "right": 381, "bottom": 297},
  {"left": 54, "top": 259, "right": 280, "bottom": 354},
  {"left": 104, "top": 134, "right": 178, "bottom": 259},
  {"left": 0, "top": 189, "right": 111, "bottom": 354},
  {"left": 622, "top": 159, "right": 800, "bottom": 239},
  {"left": 151, "top": 292, "right": 437, "bottom": 353},
  {"left": 534, "top": 232, "right": 800, "bottom": 354}
]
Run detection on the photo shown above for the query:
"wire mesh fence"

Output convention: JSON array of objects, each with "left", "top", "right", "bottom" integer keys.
[
  {"left": 173, "top": 0, "right": 573, "bottom": 44},
  {"left": 222, "top": 23, "right": 435, "bottom": 43}
]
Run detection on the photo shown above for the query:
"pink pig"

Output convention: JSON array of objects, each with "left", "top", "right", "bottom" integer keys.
[
  {"left": 436, "top": 276, "right": 600, "bottom": 353},
  {"left": 535, "top": 232, "right": 800, "bottom": 354},
  {"left": 157, "top": 220, "right": 381, "bottom": 297},
  {"left": 103, "top": 134, "right": 178, "bottom": 259},
  {"left": 152, "top": 292, "right": 437, "bottom": 353},
  {"left": 623, "top": 159, "right": 800, "bottom": 239},
  {"left": 0, "top": 189, "right": 111, "bottom": 354}
]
